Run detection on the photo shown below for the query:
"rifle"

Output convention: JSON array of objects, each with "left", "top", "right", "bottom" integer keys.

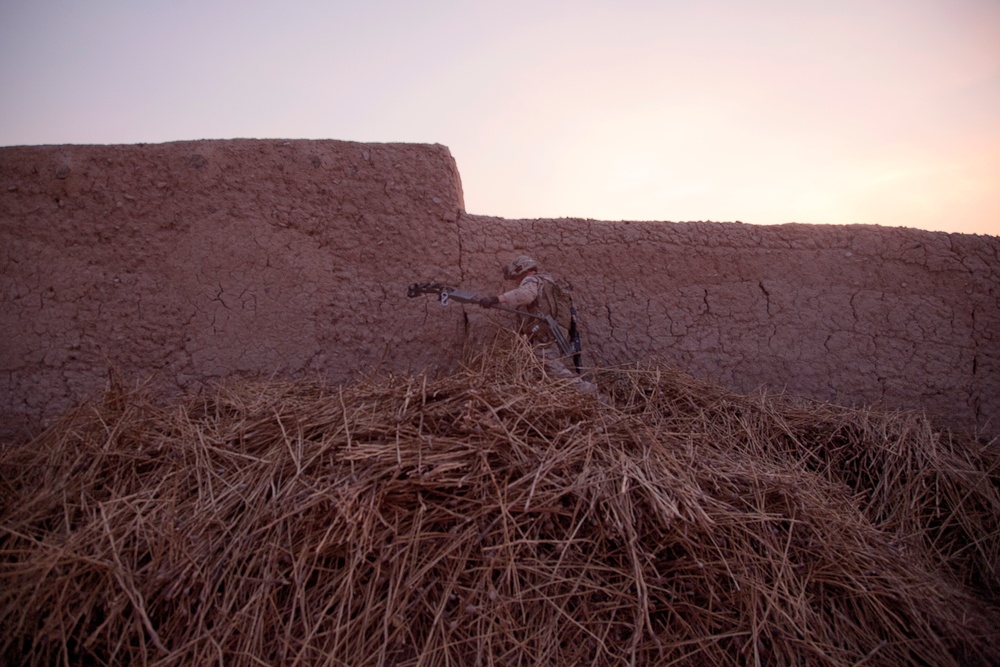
[{"left": 407, "top": 281, "right": 580, "bottom": 371}]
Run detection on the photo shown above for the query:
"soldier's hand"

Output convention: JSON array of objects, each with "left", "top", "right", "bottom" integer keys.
[{"left": 479, "top": 296, "right": 500, "bottom": 308}]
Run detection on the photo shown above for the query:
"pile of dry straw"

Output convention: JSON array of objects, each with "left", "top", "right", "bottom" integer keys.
[{"left": 2, "top": 334, "right": 999, "bottom": 666}]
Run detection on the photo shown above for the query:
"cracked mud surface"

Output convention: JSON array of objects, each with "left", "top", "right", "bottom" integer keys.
[
  {"left": 458, "top": 216, "right": 998, "bottom": 438},
  {"left": 2, "top": 140, "right": 997, "bottom": 441}
]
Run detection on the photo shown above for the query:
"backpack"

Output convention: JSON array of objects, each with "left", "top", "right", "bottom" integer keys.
[
  {"left": 523, "top": 275, "right": 581, "bottom": 373},
  {"left": 537, "top": 275, "right": 575, "bottom": 333}
]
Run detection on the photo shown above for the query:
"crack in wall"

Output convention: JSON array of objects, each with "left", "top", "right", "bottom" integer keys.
[{"left": 758, "top": 281, "right": 771, "bottom": 316}]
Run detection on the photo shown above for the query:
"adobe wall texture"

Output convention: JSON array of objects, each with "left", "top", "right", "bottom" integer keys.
[{"left": 2, "top": 139, "right": 998, "bottom": 442}]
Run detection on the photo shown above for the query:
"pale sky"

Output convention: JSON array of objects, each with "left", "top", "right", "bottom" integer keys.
[{"left": 2, "top": 0, "right": 998, "bottom": 235}]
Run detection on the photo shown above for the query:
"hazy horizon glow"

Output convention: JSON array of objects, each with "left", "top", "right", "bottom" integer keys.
[{"left": 2, "top": 0, "right": 998, "bottom": 235}]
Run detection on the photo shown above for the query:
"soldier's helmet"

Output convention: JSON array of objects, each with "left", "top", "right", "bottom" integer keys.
[{"left": 504, "top": 255, "right": 539, "bottom": 279}]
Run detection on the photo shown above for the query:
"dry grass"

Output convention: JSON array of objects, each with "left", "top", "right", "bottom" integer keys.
[{"left": 2, "top": 333, "right": 998, "bottom": 666}]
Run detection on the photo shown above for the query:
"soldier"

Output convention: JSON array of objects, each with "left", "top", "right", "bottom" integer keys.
[{"left": 479, "top": 255, "right": 600, "bottom": 396}]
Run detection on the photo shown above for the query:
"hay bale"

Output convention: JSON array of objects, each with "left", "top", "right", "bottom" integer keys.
[{"left": 2, "top": 335, "right": 998, "bottom": 666}]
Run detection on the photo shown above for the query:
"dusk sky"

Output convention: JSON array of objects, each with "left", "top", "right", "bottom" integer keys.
[{"left": 2, "top": 0, "right": 998, "bottom": 236}]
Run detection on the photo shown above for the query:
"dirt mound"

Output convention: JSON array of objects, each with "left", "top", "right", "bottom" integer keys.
[{"left": 2, "top": 335, "right": 998, "bottom": 666}]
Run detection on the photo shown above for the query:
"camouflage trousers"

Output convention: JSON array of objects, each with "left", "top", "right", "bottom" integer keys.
[{"left": 535, "top": 344, "right": 601, "bottom": 397}]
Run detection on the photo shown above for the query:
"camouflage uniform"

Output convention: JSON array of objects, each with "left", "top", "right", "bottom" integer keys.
[
  {"left": 491, "top": 259, "right": 600, "bottom": 396},
  {"left": 498, "top": 273, "right": 548, "bottom": 339}
]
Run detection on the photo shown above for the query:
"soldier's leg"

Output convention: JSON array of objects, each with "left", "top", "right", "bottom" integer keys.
[{"left": 534, "top": 345, "right": 600, "bottom": 396}]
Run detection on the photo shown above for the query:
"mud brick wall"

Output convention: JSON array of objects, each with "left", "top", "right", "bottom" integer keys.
[
  {"left": 456, "top": 217, "right": 998, "bottom": 437},
  {"left": 2, "top": 139, "right": 997, "bottom": 441},
  {"left": 1, "top": 140, "right": 466, "bottom": 441}
]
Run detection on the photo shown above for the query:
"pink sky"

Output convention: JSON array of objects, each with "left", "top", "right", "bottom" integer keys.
[{"left": 1, "top": 1, "right": 997, "bottom": 235}]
